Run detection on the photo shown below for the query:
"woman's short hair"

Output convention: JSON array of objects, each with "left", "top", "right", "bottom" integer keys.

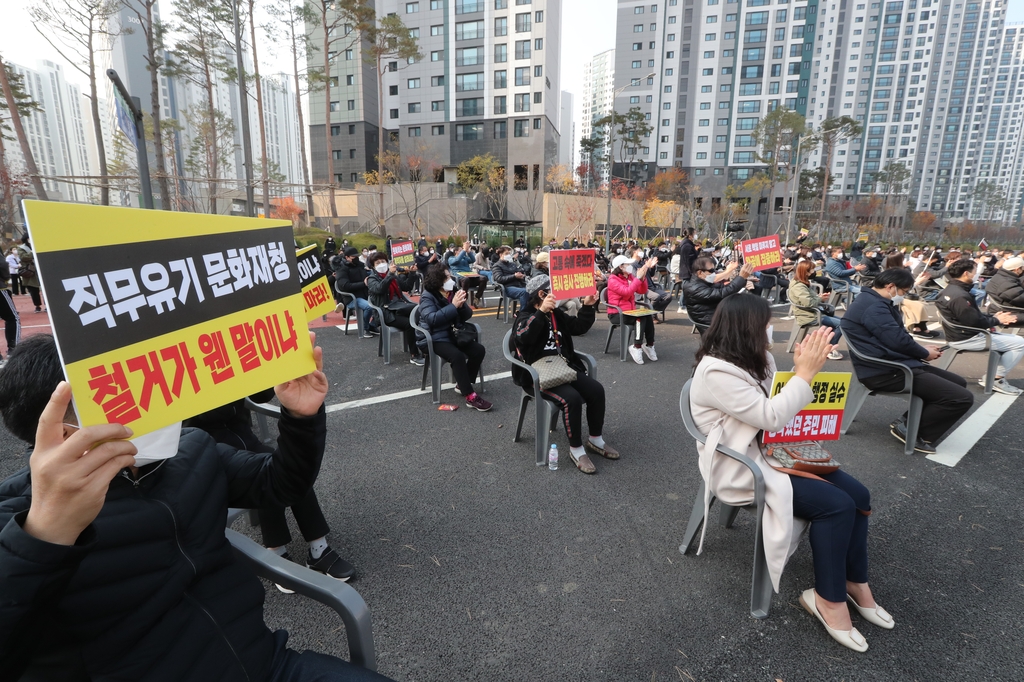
[
  {"left": 422, "top": 263, "right": 449, "bottom": 292},
  {"left": 496, "top": 246, "right": 512, "bottom": 256},
  {"left": 695, "top": 295, "right": 774, "bottom": 383},
  {"left": 883, "top": 253, "right": 904, "bottom": 270},
  {"left": 872, "top": 268, "right": 915, "bottom": 290},
  {"left": 368, "top": 252, "right": 389, "bottom": 267},
  {"left": 794, "top": 260, "right": 814, "bottom": 285}
]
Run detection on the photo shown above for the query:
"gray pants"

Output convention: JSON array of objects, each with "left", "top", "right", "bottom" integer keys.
[{"left": 949, "top": 332, "right": 1024, "bottom": 377}]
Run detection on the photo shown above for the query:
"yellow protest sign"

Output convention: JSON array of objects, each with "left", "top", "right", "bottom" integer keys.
[
  {"left": 296, "top": 244, "right": 335, "bottom": 321},
  {"left": 764, "top": 371, "right": 852, "bottom": 443},
  {"left": 24, "top": 201, "right": 315, "bottom": 438}
]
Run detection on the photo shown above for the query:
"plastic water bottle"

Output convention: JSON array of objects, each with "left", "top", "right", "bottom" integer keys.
[{"left": 548, "top": 444, "right": 559, "bottom": 471}]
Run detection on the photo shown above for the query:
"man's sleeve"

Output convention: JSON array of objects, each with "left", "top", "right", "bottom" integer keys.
[
  {"left": 222, "top": 407, "right": 327, "bottom": 510},
  {"left": 866, "top": 305, "right": 929, "bottom": 360}
]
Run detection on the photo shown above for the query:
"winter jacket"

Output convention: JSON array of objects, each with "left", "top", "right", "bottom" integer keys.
[
  {"left": 17, "top": 245, "right": 38, "bottom": 289},
  {"left": 491, "top": 259, "right": 528, "bottom": 286},
  {"left": 682, "top": 275, "right": 748, "bottom": 328},
  {"left": 511, "top": 303, "right": 596, "bottom": 392},
  {"left": 788, "top": 280, "right": 823, "bottom": 327},
  {"left": 417, "top": 289, "right": 472, "bottom": 346},
  {"left": 825, "top": 258, "right": 857, "bottom": 287},
  {"left": 984, "top": 268, "right": 1024, "bottom": 309},
  {"left": 446, "top": 250, "right": 475, "bottom": 272},
  {"left": 677, "top": 239, "right": 699, "bottom": 281},
  {"left": 333, "top": 257, "right": 371, "bottom": 298},
  {"left": 414, "top": 251, "right": 440, "bottom": 272},
  {"left": 0, "top": 408, "right": 327, "bottom": 681},
  {"left": 840, "top": 287, "right": 930, "bottom": 379},
  {"left": 606, "top": 272, "right": 648, "bottom": 312},
  {"left": 367, "top": 270, "right": 414, "bottom": 310},
  {"left": 936, "top": 279, "right": 998, "bottom": 342}
]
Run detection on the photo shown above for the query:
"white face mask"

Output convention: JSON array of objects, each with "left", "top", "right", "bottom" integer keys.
[
  {"left": 766, "top": 325, "right": 774, "bottom": 350},
  {"left": 375, "top": 262, "right": 389, "bottom": 274},
  {"left": 624, "top": 265, "right": 634, "bottom": 275},
  {"left": 361, "top": 251, "right": 368, "bottom": 257},
  {"left": 503, "top": 255, "right": 513, "bottom": 262},
  {"left": 705, "top": 272, "right": 717, "bottom": 284},
  {"left": 442, "top": 278, "right": 456, "bottom": 292},
  {"left": 891, "top": 295, "right": 904, "bottom": 306}
]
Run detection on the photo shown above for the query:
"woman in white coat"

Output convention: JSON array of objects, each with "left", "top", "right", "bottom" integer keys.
[{"left": 689, "top": 294, "right": 893, "bottom": 652}]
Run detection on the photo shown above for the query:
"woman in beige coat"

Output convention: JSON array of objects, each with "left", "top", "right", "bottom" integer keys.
[{"left": 689, "top": 295, "right": 894, "bottom": 652}]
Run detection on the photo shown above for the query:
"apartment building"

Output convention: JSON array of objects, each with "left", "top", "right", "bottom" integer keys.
[
  {"left": 581, "top": 48, "right": 616, "bottom": 184},
  {"left": 307, "top": 0, "right": 562, "bottom": 220},
  {"left": 608, "top": 0, "right": 1024, "bottom": 225}
]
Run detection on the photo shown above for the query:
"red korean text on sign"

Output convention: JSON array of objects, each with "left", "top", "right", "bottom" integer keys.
[
  {"left": 763, "top": 409, "right": 844, "bottom": 443},
  {"left": 199, "top": 330, "right": 236, "bottom": 384},
  {"left": 88, "top": 362, "right": 142, "bottom": 425},
  {"left": 739, "top": 235, "right": 783, "bottom": 273},
  {"left": 548, "top": 249, "right": 597, "bottom": 299},
  {"left": 228, "top": 310, "right": 300, "bottom": 374},
  {"left": 303, "top": 282, "right": 330, "bottom": 311}
]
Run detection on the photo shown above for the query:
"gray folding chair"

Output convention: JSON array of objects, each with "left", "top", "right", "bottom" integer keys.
[
  {"left": 934, "top": 310, "right": 999, "bottom": 394},
  {"left": 785, "top": 304, "right": 821, "bottom": 353},
  {"left": 826, "top": 277, "right": 855, "bottom": 310},
  {"left": 223, "top": 519, "right": 377, "bottom": 671},
  {"left": 840, "top": 337, "right": 925, "bottom": 456},
  {"left": 410, "top": 304, "right": 484, "bottom": 404},
  {"left": 985, "top": 295, "right": 1024, "bottom": 336},
  {"left": 368, "top": 302, "right": 409, "bottom": 365},
  {"left": 678, "top": 379, "right": 773, "bottom": 619},
  {"left": 494, "top": 283, "right": 519, "bottom": 322},
  {"left": 333, "top": 287, "right": 366, "bottom": 337},
  {"left": 601, "top": 287, "right": 652, "bottom": 361},
  {"left": 502, "top": 329, "right": 598, "bottom": 466}
]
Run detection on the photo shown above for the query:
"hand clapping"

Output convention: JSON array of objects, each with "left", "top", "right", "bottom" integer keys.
[{"left": 793, "top": 326, "right": 836, "bottom": 384}]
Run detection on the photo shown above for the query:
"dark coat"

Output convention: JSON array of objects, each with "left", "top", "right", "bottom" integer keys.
[
  {"left": 366, "top": 270, "right": 414, "bottom": 309},
  {"left": 417, "top": 289, "right": 472, "bottom": 346},
  {"left": 333, "top": 257, "right": 371, "bottom": 298},
  {"left": 682, "top": 275, "right": 747, "bottom": 327},
  {"left": 840, "top": 287, "right": 929, "bottom": 379},
  {"left": 0, "top": 409, "right": 327, "bottom": 681},
  {"left": 936, "top": 279, "right": 998, "bottom": 342},
  {"left": 984, "top": 268, "right": 1024, "bottom": 309},
  {"left": 511, "top": 303, "right": 596, "bottom": 391},
  {"left": 491, "top": 259, "right": 528, "bottom": 286},
  {"left": 677, "top": 238, "right": 699, "bottom": 281}
]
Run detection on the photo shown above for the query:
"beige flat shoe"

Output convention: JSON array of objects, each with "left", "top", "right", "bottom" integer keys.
[
  {"left": 847, "top": 594, "right": 895, "bottom": 629},
  {"left": 800, "top": 589, "right": 868, "bottom": 653}
]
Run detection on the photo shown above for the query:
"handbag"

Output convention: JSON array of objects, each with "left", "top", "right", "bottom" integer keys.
[
  {"left": 454, "top": 324, "right": 478, "bottom": 349},
  {"left": 528, "top": 314, "right": 577, "bottom": 390},
  {"left": 385, "top": 298, "right": 414, "bottom": 316},
  {"left": 818, "top": 303, "right": 836, "bottom": 317},
  {"left": 765, "top": 441, "right": 841, "bottom": 478}
]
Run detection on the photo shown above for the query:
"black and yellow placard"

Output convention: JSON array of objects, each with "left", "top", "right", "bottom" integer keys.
[
  {"left": 24, "top": 201, "right": 315, "bottom": 438},
  {"left": 763, "top": 371, "right": 852, "bottom": 443},
  {"left": 296, "top": 244, "right": 335, "bottom": 321}
]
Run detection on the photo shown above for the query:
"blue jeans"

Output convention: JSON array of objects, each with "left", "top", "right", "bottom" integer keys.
[
  {"left": 821, "top": 315, "right": 843, "bottom": 343},
  {"left": 504, "top": 285, "right": 529, "bottom": 310},
  {"left": 789, "top": 470, "right": 871, "bottom": 602},
  {"left": 269, "top": 630, "right": 395, "bottom": 681},
  {"left": 350, "top": 296, "right": 374, "bottom": 327}
]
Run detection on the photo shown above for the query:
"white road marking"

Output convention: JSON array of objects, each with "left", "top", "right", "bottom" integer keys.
[
  {"left": 325, "top": 371, "right": 513, "bottom": 413},
  {"left": 926, "top": 392, "right": 1019, "bottom": 467}
]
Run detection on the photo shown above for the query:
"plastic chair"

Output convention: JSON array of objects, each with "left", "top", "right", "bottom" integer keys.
[
  {"left": 677, "top": 379, "right": 773, "bottom": 620},
  {"left": 494, "top": 282, "right": 520, "bottom": 323},
  {"left": 785, "top": 304, "right": 821, "bottom": 353},
  {"left": 410, "top": 304, "right": 484, "bottom": 404},
  {"left": 502, "top": 329, "right": 598, "bottom": 466},
  {"left": 840, "top": 337, "right": 925, "bottom": 456},
  {"left": 982, "top": 295, "right": 1024, "bottom": 337},
  {"left": 333, "top": 287, "right": 366, "bottom": 337},
  {"left": 601, "top": 287, "right": 652, "bottom": 361},
  {"left": 223, "top": 523, "right": 377, "bottom": 671},
  {"left": 826, "top": 277, "right": 855, "bottom": 310},
  {"left": 934, "top": 310, "right": 999, "bottom": 394},
  {"left": 368, "top": 302, "right": 410, "bottom": 365}
]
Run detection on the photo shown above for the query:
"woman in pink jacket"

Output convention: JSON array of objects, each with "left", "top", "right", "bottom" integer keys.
[{"left": 608, "top": 254, "right": 659, "bottom": 364}]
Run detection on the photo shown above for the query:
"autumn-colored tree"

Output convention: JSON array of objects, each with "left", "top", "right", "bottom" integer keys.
[
  {"left": 649, "top": 166, "right": 688, "bottom": 202},
  {"left": 565, "top": 195, "right": 595, "bottom": 238},
  {"left": 643, "top": 198, "right": 680, "bottom": 229},
  {"left": 271, "top": 196, "right": 303, "bottom": 225},
  {"left": 910, "top": 211, "right": 937, "bottom": 237}
]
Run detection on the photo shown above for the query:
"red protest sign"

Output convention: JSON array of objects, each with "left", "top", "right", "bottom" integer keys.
[
  {"left": 548, "top": 249, "right": 597, "bottom": 299},
  {"left": 391, "top": 240, "right": 415, "bottom": 268},
  {"left": 739, "top": 235, "right": 783, "bottom": 272}
]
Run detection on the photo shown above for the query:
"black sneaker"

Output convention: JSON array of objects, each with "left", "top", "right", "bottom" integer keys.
[
  {"left": 306, "top": 546, "right": 356, "bottom": 582},
  {"left": 889, "top": 421, "right": 936, "bottom": 454},
  {"left": 274, "top": 552, "right": 296, "bottom": 594},
  {"left": 365, "top": 326, "right": 381, "bottom": 336}
]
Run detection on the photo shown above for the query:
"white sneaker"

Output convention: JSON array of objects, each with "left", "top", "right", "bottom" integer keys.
[
  {"left": 827, "top": 350, "right": 843, "bottom": 361},
  {"left": 642, "top": 344, "right": 658, "bottom": 361},
  {"left": 991, "top": 378, "right": 1023, "bottom": 395},
  {"left": 628, "top": 345, "right": 644, "bottom": 365},
  {"left": 676, "top": 307, "right": 686, "bottom": 314},
  {"left": 781, "top": 315, "right": 795, "bottom": 321}
]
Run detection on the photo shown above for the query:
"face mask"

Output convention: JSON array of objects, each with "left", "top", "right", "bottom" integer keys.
[
  {"left": 766, "top": 325, "right": 774, "bottom": 350},
  {"left": 616, "top": 248, "right": 623, "bottom": 254},
  {"left": 375, "top": 263, "right": 389, "bottom": 274},
  {"left": 368, "top": 249, "right": 376, "bottom": 255},
  {"left": 705, "top": 273, "right": 717, "bottom": 284},
  {"left": 442, "top": 278, "right": 456, "bottom": 292},
  {"left": 503, "top": 255, "right": 513, "bottom": 262},
  {"left": 624, "top": 265, "right": 634, "bottom": 275},
  {"left": 891, "top": 295, "right": 904, "bottom": 306},
  {"left": 361, "top": 251, "right": 368, "bottom": 257}
]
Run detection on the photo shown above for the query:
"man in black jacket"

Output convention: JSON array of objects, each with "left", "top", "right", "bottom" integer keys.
[
  {"left": 334, "top": 247, "right": 379, "bottom": 336},
  {"left": 937, "top": 259, "right": 1024, "bottom": 395},
  {"left": 0, "top": 334, "right": 393, "bottom": 681},
  {"left": 675, "top": 228, "right": 699, "bottom": 282},
  {"left": 841, "top": 269, "right": 973, "bottom": 454},
  {"left": 682, "top": 256, "right": 753, "bottom": 332},
  {"left": 984, "top": 256, "right": 1024, "bottom": 315},
  {"left": 491, "top": 245, "right": 530, "bottom": 310}
]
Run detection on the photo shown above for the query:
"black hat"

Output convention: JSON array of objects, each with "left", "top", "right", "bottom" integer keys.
[{"left": 344, "top": 247, "right": 359, "bottom": 257}]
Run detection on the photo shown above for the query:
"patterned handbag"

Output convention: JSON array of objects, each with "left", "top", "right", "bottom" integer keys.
[{"left": 529, "top": 313, "right": 577, "bottom": 390}]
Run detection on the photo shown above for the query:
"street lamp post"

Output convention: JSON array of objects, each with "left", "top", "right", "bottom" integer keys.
[{"left": 605, "top": 73, "right": 655, "bottom": 243}]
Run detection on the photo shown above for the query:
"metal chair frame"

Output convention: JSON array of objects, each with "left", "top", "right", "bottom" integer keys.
[
  {"left": 368, "top": 302, "right": 410, "bottom": 365},
  {"left": 410, "top": 303, "right": 485, "bottom": 404}
]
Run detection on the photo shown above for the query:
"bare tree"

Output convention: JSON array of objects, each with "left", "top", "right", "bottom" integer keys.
[
  {"left": 545, "top": 163, "right": 574, "bottom": 238},
  {"left": 119, "top": 0, "right": 171, "bottom": 208},
  {"left": 812, "top": 115, "right": 861, "bottom": 236},
  {"left": 243, "top": 0, "right": 271, "bottom": 216},
  {"left": 0, "top": 57, "right": 48, "bottom": 201},
  {"left": 30, "top": 0, "right": 122, "bottom": 205}
]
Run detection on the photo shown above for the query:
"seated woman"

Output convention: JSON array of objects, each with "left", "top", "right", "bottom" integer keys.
[
  {"left": 513, "top": 274, "right": 616, "bottom": 474},
  {"left": 689, "top": 295, "right": 893, "bottom": 652},
  {"left": 607, "top": 253, "right": 659, "bottom": 364},
  {"left": 417, "top": 264, "right": 492, "bottom": 412},
  {"left": 367, "top": 251, "right": 426, "bottom": 365},
  {"left": 788, "top": 260, "right": 844, "bottom": 360}
]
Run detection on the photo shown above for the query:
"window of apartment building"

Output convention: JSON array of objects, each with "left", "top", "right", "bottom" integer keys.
[
  {"left": 455, "top": 20, "right": 484, "bottom": 40},
  {"left": 744, "top": 29, "right": 767, "bottom": 42},
  {"left": 346, "top": 74, "right": 355, "bottom": 85},
  {"left": 717, "top": 117, "right": 729, "bottom": 125},
  {"left": 704, "top": 50, "right": 715, "bottom": 58},
  {"left": 494, "top": 69, "right": 507, "bottom": 88},
  {"left": 389, "top": 85, "right": 398, "bottom": 95},
  {"left": 455, "top": 0, "right": 484, "bottom": 13},
  {"left": 747, "top": 11, "right": 768, "bottom": 24},
  {"left": 739, "top": 83, "right": 761, "bottom": 95},
  {"left": 431, "top": 100, "right": 444, "bottom": 111},
  {"left": 344, "top": 49, "right": 353, "bottom": 60},
  {"left": 632, "top": 60, "right": 642, "bottom": 68},
  {"left": 700, "top": 102, "right": 711, "bottom": 109},
  {"left": 514, "top": 119, "right": 529, "bottom": 137},
  {"left": 495, "top": 43, "right": 508, "bottom": 62},
  {"left": 349, "top": 149, "right": 356, "bottom": 158},
  {"left": 332, "top": 149, "right": 343, "bottom": 160},
  {"left": 533, "top": 92, "right": 542, "bottom": 104},
  {"left": 330, "top": 125, "right": 341, "bottom": 136},
  {"left": 634, "top": 5, "right": 644, "bottom": 12},
  {"left": 348, "top": 124, "right": 356, "bottom": 134},
  {"left": 406, "top": 2, "right": 418, "bottom": 12},
  {"left": 737, "top": 100, "right": 760, "bottom": 112},
  {"left": 668, "top": 15, "right": 676, "bottom": 23},
  {"left": 535, "top": 10, "right": 543, "bottom": 22},
  {"left": 516, "top": 12, "right": 531, "bottom": 31},
  {"left": 703, "top": 67, "right": 714, "bottom": 75},
  {"left": 534, "top": 38, "right": 543, "bottom": 50},
  {"left": 694, "top": 168, "right": 705, "bottom": 175},
  {"left": 734, "top": 134, "right": 755, "bottom": 146},
  {"left": 705, "top": 33, "right": 716, "bottom": 41},
  {"left": 495, "top": 17, "right": 508, "bottom": 36},
  {"left": 330, "top": 101, "right": 340, "bottom": 112},
  {"left": 456, "top": 98, "right": 483, "bottom": 116},
  {"left": 697, "top": 135, "right": 708, "bottom": 142},
  {"left": 389, "top": 108, "right": 399, "bottom": 119},
  {"left": 408, "top": 78, "right": 421, "bottom": 89},
  {"left": 634, "top": 24, "right": 644, "bottom": 32},
  {"left": 632, "top": 42, "right": 642, "bottom": 50},
  {"left": 650, "top": 23, "right": 657, "bottom": 30},
  {"left": 533, "top": 118, "right": 541, "bottom": 130},
  {"left": 409, "top": 126, "right": 421, "bottom": 137},
  {"left": 514, "top": 93, "right": 531, "bottom": 111},
  {"left": 431, "top": 75, "right": 445, "bottom": 86},
  {"left": 516, "top": 40, "right": 531, "bottom": 59},
  {"left": 431, "top": 50, "right": 444, "bottom": 61},
  {"left": 347, "top": 100, "right": 356, "bottom": 110},
  {"left": 456, "top": 72, "right": 484, "bottom": 91},
  {"left": 408, "top": 102, "right": 422, "bottom": 113},
  {"left": 515, "top": 0, "right": 530, "bottom": 4},
  {"left": 329, "top": 76, "right": 339, "bottom": 87},
  {"left": 494, "top": 95, "right": 507, "bottom": 113},
  {"left": 494, "top": 0, "right": 507, "bottom": 7},
  {"left": 432, "top": 125, "right": 445, "bottom": 135},
  {"left": 456, "top": 123, "right": 483, "bottom": 141},
  {"left": 534, "top": 65, "right": 542, "bottom": 77},
  {"left": 701, "top": 85, "right": 712, "bottom": 92},
  {"left": 348, "top": 173, "right": 357, "bottom": 182},
  {"left": 457, "top": 47, "right": 484, "bottom": 66},
  {"left": 696, "top": 152, "right": 708, "bottom": 159},
  {"left": 772, "top": 46, "right": 784, "bottom": 58},
  {"left": 699, "top": 119, "right": 710, "bottom": 126},
  {"left": 495, "top": 121, "right": 507, "bottom": 138},
  {"left": 774, "top": 27, "right": 786, "bottom": 40},
  {"left": 724, "top": 31, "right": 735, "bottom": 40},
  {"left": 431, "top": 24, "right": 443, "bottom": 35},
  {"left": 734, "top": 152, "right": 756, "bottom": 163},
  {"left": 515, "top": 66, "right": 530, "bottom": 85}
]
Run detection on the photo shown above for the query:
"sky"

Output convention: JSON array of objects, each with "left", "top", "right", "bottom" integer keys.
[{"left": 0, "top": 0, "right": 617, "bottom": 142}]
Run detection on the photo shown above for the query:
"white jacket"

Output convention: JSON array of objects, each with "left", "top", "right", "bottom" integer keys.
[{"left": 688, "top": 354, "right": 812, "bottom": 591}]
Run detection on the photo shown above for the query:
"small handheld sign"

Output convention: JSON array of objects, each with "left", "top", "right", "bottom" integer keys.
[
  {"left": 739, "top": 235, "right": 783, "bottom": 272},
  {"left": 548, "top": 249, "right": 597, "bottom": 300},
  {"left": 295, "top": 244, "right": 335, "bottom": 321},
  {"left": 763, "top": 371, "right": 852, "bottom": 444}
]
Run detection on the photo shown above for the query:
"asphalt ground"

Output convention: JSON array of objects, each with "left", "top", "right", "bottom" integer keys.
[{"left": 1, "top": 295, "right": 1022, "bottom": 681}]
